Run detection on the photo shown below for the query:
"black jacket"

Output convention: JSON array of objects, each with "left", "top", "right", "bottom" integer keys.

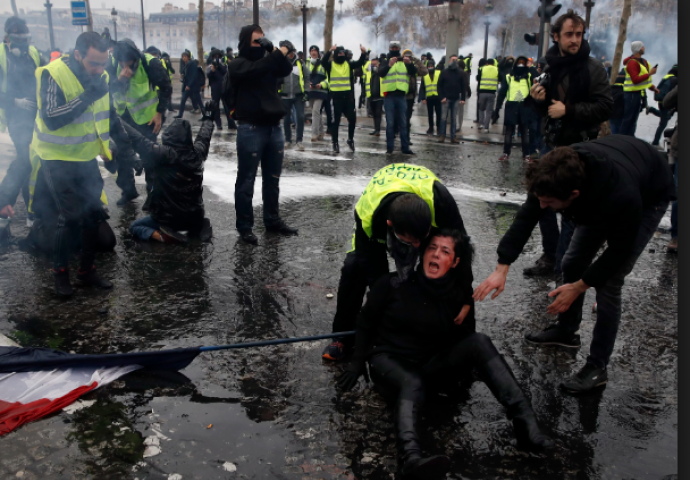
[
  {"left": 437, "top": 64, "right": 466, "bottom": 101},
  {"left": 534, "top": 41, "right": 613, "bottom": 146},
  {"left": 611, "top": 68, "right": 626, "bottom": 120},
  {"left": 226, "top": 25, "right": 293, "bottom": 126},
  {"left": 207, "top": 63, "right": 227, "bottom": 100},
  {"left": 497, "top": 135, "right": 676, "bottom": 289},
  {"left": 123, "top": 118, "right": 213, "bottom": 231}
]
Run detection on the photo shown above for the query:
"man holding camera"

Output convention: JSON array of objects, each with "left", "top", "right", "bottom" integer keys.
[
  {"left": 226, "top": 24, "right": 298, "bottom": 245},
  {"left": 526, "top": 9, "right": 612, "bottom": 278}
]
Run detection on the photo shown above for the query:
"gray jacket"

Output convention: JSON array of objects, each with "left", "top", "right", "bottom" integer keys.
[{"left": 278, "top": 59, "right": 309, "bottom": 99}]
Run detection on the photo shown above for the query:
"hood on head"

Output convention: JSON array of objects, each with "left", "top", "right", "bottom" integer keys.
[
  {"left": 238, "top": 24, "right": 263, "bottom": 55},
  {"left": 512, "top": 55, "right": 529, "bottom": 72},
  {"left": 145, "top": 46, "right": 161, "bottom": 57},
  {"left": 4, "top": 16, "right": 28, "bottom": 35},
  {"left": 162, "top": 119, "right": 193, "bottom": 149},
  {"left": 114, "top": 39, "right": 142, "bottom": 63}
]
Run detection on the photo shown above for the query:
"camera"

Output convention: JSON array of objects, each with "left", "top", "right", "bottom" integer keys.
[{"left": 535, "top": 72, "right": 550, "bottom": 88}]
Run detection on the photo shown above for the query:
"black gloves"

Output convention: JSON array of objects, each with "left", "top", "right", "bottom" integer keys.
[
  {"left": 279, "top": 40, "right": 296, "bottom": 54},
  {"left": 256, "top": 37, "right": 274, "bottom": 53},
  {"left": 84, "top": 75, "right": 110, "bottom": 100},
  {"left": 302, "top": 93, "right": 309, "bottom": 102},
  {"left": 336, "top": 363, "right": 368, "bottom": 392},
  {"left": 201, "top": 100, "right": 218, "bottom": 121}
]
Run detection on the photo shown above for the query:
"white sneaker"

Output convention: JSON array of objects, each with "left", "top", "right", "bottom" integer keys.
[{"left": 295, "top": 142, "right": 305, "bottom": 151}]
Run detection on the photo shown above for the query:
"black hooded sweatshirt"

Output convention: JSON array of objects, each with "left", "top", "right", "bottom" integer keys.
[
  {"left": 226, "top": 24, "right": 293, "bottom": 126},
  {"left": 122, "top": 118, "right": 214, "bottom": 231}
]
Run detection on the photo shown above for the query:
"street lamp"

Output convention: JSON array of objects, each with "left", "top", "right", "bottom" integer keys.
[
  {"left": 338, "top": 0, "right": 343, "bottom": 18},
  {"left": 584, "top": 0, "right": 595, "bottom": 36},
  {"left": 301, "top": 0, "right": 308, "bottom": 60},
  {"left": 111, "top": 7, "right": 118, "bottom": 41},
  {"left": 140, "top": 0, "right": 146, "bottom": 49},
  {"left": 45, "top": 0, "right": 55, "bottom": 51},
  {"left": 483, "top": 0, "right": 493, "bottom": 60}
]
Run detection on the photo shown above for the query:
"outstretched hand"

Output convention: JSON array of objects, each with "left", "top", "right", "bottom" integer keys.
[{"left": 472, "top": 264, "right": 509, "bottom": 301}]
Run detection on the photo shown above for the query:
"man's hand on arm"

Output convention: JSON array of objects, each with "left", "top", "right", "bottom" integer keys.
[
  {"left": 548, "top": 99, "right": 566, "bottom": 118},
  {"left": 547, "top": 280, "right": 589, "bottom": 315},
  {"left": 472, "top": 264, "right": 510, "bottom": 301}
]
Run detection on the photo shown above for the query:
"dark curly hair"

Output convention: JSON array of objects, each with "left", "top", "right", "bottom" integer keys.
[{"left": 525, "top": 147, "right": 586, "bottom": 201}]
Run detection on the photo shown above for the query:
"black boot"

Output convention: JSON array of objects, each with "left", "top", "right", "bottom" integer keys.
[
  {"left": 333, "top": 142, "right": 340, "bottom": 153},
  {"left": 77, "top": 266, "right": 113, "bottom": 289},
  {"left": 479, "top": 355, "right": 554, "bottom": 451},
  {"left": 116, "top": 189, "right": 139, "bottom": 206},
  {"left": 523, "top": 253, "right": 556, "bottom": 277},
  {"left": 346, "top": 138, "right": 355, "bottom": 152},
  {"left": 54, "top": 268, "right": 73, "bottom": 297},
  {"left": 396, "top": 399, "right": 451, "bottom": 479}
]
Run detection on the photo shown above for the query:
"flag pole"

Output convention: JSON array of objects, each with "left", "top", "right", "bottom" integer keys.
[{"left": 199, "top": 331, "right": 355, "bottom": 352}]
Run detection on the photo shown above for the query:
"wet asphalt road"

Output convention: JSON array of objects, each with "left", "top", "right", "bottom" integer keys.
[{"left": 0, "top": 111, "right": 678, "bottom": 480}]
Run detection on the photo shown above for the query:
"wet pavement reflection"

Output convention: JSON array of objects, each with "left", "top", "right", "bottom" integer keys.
[{"left": 0, "top": 121, "right": 677, "bottom": 479}]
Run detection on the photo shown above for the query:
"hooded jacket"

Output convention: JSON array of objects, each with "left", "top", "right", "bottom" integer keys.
[
  {"left": 437, "top": 60, "right": 466, "bottom": 101},
  {"left": 500, "top": 56, "right": 535, "bottom": 126},
  {"left": 226, "top": 24, "right": 293, "bottom": 126},
  {"left": 123, "top": 118, "right": 214, "bottom": 231},
  {"left": 496, "top": 135, "right": 676, "bottom": 289}
]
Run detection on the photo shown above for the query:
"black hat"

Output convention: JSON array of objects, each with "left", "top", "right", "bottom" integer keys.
[
  {"left": 309, "top": 44, "right": 319, "bottom": 53},
  {"left": 4, "top": 16, "right": 29, "bottom": 35},
  {"left": 145, "top": 45, "right": 161, "bottom": 57}
]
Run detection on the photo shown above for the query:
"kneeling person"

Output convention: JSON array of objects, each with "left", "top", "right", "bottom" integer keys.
[{"left": 124, "top": 101, "right": 216, "bottom": 243}]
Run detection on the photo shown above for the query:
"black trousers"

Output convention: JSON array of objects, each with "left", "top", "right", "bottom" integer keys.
[
  {"left": 178, "top": 87, "right": 204, "bottom": 117},
  {"left": 503, "top": 124, "right": 530, "bottom": 156},
  {"left": 370, "top": 99, "right": 383, "bottom": 132},
  {"left": 321, "top": 95, "right": 334, "bottom": 132},
  {"left": 426, "top": 97, "right": 442, "bottom": 131},
  {"left": 331, "top": 92, "right": 356, "bottom": 142},
  {"left": 121, "top": 116, "right": 161, "bottom": 198},
  {"left": 0, "top": 120, "right": 33, "bottom": 209},
  {"left": 406, "top": 99, "right": 414, "bottom": 139}
]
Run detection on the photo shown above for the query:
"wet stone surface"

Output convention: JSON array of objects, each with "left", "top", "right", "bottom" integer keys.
[{"left": 0, "top": 118, "right": 678, "bottom": 479}]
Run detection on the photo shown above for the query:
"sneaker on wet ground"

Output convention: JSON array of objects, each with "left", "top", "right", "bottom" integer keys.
[
  {"left": 266, "top": 220, "right": 298, "bottom": 235},
  {"left": 77, "top": 266, "right": 113, "bottom": 289},
  {"left": 295, "top": 142, "right": 305, "bottom": 151},
  {"left": 523, "top": 253, "right": 556, "bottom": 276},
  {"left": 239, "top": 230, "right": 258, "bottom": 245},
  {"left": 525, "top": 324, "right": 581, "bottom": 348},
  {"left": 322, "top": 339, "right": 350, "bottom": 361},
  {"left": 560, "top": 363, "right": 608, "bottom": 393},
  {"left": 499, "top": 153, "right": 509, "bottom": 161},
  {"left": 160, "top": 226, "right": 190, "bottom": 244}
]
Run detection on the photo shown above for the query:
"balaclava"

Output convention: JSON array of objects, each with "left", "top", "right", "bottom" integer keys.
[
  {"left": 238, "top": 24, "right": 265, "bottom": 61},
  {"left": 334, "top": 46, "right": 347, "bottom": 64}
]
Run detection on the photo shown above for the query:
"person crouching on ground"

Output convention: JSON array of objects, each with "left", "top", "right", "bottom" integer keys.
[
  {"left": 337, "top": 229, "right": 553, "bottom": 479},
  {"left": 124, "top": 101, "right": 216, "bottom": 243}
]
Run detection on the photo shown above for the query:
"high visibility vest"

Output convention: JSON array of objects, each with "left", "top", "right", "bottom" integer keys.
[
  {"left": 329, "top": 60, "right": 351, "bottom": 92},
  {"left": 423, "top": 70, "right": 440, "bottom": 97},
  {"left": 381, "top": 61, "right": 409, "bottom": 94},
  {"left": 464, "top": 57, "right": 471, "bottom": 72},
  {"left": 309, "top": 62, "right": 329, "bottom": 90},
  {"left": 479, "top": 64, "right": 499, "bottom": 91},
  {"left": 364, "top": 63, "right": 382, "bottom": 99},
  {"left": 279, "top": 59, "right": 305, "bottom": 94},
  {"left": 113, "top": 53, "right": 160, "bottom": 125},
  {"left": 0, "top": 44, "right": 41, "bottom": 132},
  {"left": 624, "top": 59, "right": 652, "bottom": 92},
  {"left": 32, "top": 57, "right": 111, "bottom": 163},
  {"left": 161, "top": 58, "right": 173, "bottom": 83},
  {"left": 506, "top": 73, "right": 531, "bottom": 102},
  {"left": 354, "top": 163, "right": 439, "bottom": 243}
]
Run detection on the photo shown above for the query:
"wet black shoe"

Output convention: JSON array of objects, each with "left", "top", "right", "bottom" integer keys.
[
  {"left": 386, "top": 148, "right": 394, "bottom": 155},
  {"left": 333, "top": 142, "right": 340, "bottom": 153},
  {"left": 525, "top": 324, "right": 581, "bottom": 348},
  {"left": 402, "top": 149, "right": 415, "bottom": 155},
  {"left": 401, "top": 455, "right": 451, "bottom": 479},
  {"left": 76, "top": 266, "right": 113, "bottom": 289},
  {"left": 54, "top": 268, "right": 73, "bottom": 297},
  {"left": 160, "top": 226, "right": 189, "bottom": 244},
  {"left": 523, "top": 253, "right": 556, "bottom": 277},
  {"left": 560, "top": 363, "right": 608, "bottom": 393},
  {"left": 369, "top": 130, "right": 379, "bottom": 136},
  {"left": 347, "top": 138, "right": 355, "bottom": 152},
  {"left": 116, "top": 190, "right": 139, "bottom": 206},
  {"left": 266, "top": 220, "right": 298, "bottom": 235},
  {"left": 239, "top": 230, "right": 258, "bottom": 245}
]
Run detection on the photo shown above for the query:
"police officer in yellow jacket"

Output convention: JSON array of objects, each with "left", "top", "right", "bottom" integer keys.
[
  {"left": 32, "top": 32, "right": 136, "bottom": 296},
  {"left": 109, "top": 38, "right": 172, "bottom": 206},
  {"left": 322, "top": 163, "right": 470, "bottom": 361}
]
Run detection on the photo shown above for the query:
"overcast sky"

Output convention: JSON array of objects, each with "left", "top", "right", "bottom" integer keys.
[{"left": 5, "top": 0, "right": 354, "bottom": 16}]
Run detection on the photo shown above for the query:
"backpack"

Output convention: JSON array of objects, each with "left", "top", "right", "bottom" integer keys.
[{"left": 654, "top": 76, "right": 675, "bottom": 102}]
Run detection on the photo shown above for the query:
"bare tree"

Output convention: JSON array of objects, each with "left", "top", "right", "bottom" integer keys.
[
  {"left": 355, "top": 0, "right": 385, "bottom": 50},
  {"left": 610, "top": 0, "right": 631, "bottom": 85},
  {"left": 324, "top": 0, "right": 335, "bottom": 51},
  {"left": 197, "top": 0, "right": 205, "bottom": 62}
]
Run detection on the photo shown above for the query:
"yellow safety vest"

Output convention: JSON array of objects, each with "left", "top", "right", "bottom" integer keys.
[
  {"left": 381, "top": 61, "right": 409, "bottom": 94},
  {"left": 32, "top": 57, "right": 111, "bottom": 163},
  {"left": 479, "top": 65, "right": 499, "bottom": 91},
  {"left": 624, "top": 59, "right": 652, "bottom": 92},
  {"left": 113, "top": 53, "right": 160, "bottom": 125},
  {"left": 279, "top": 59, "right": 305, "bottom": 94},
  {"left": 506, "top": 74, "right": 531, "bottom": 102},
  {"left": 354, "top": 163, "right": 439, "bottom": 245},
  {"left": 464, "top": 57, "right": 471, "bottom": 72},
  {"left": 161, "top": 58, "right": 173, "bottom": 84},
  {"left": 0, "top": 44, "right": 41, "bottom": 132},
  {"left": 329, "top": 60, "right": 351, "bottom": 92},
  {"left": 423, "top": 70, "right": 440, "bottom": 97},
  {"left": 309, "top": 62, "right": 329, "bottom": 90}
]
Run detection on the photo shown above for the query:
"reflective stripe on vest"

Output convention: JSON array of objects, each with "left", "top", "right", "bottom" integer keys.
[
  {"left": 381, "top": 61, "right": 409, "bottom": 94},
  {"left": 423, "top": 70, "right": 440, "bottom": 96},
  {"left": 506, "top": 74, "right": 531, "bottom": 102},
  {"left": 0, "top": 44, "right": 41, "bottom": 133},
  {"left": 479, "top": 65, "right": 499, "bottom": 91},
  {"left": 624, "top": 59, "right": 652, "bottom": 92},
  {"left": 354, "top": 163, "right": 439, "bottom": 241},
  {"left": 114, "top": 53, "right": 159, "bottom": 125},
  {"left": 363, "top": 61, "right": 371, "bottom": 96},
  {"left": 32, "top": 57, "right": 111, "bottom": 162},
  {"left": 329, "top": 61, "right": 351, "bottom": 91}
]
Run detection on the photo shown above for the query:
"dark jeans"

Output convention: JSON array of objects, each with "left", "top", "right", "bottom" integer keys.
[
  {"left": 384, "top": 95, "right": 410, "bottom": 151},
  {"left": 130, "top": 215, "right": 160, "bottom": 240},
  {"left": 557, "top": 200, "right": 669, "bottom": 368},
  {"left": 610, "top": 117, "right": 623, "bottom": 135},
  {"left": 178, "top": 87, "right": 204, "bottom": 117},
  {"left": 331, "top": 93, "right": 356, "bottom": 142},
  {"left": 426, "top": 97, "right": 442, "bottom": 131},
  {"left": 0, "top": 121, "right": 33, "bottom": 209},
  {"left": 122, "top": 117, "right": 159, "bottom": 200},
  {"left": 370, "top": 99, "right": 383, "bottom": 132},
  {"left": 671, "top": 162, "right": 678, "bottom": 238},
  {"left": 538, "top": 210, "right": 576, "bottom": 274},
  {"left": 620, "top": 91, "right": 643, "bottom": 136},
  {"left": 281, "top": 97, "right": 305, "bottom": 143},
  {"left": 504, "top": 124, "right": 530, "bottom": 156},
  {"left": 234, "top": 124, "right": 284, "bottom": 232},
  {"left": 331, "top": 248, "right": 389, "bottom": 348},
  {"left": 406, "top": 98, "right": 414, "bottom": 139},
  {"left": 652, "top": 107, "right": 673, "bottom": 145}
]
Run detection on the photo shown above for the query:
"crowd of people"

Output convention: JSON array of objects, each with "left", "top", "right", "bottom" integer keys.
[{"left": 0, "top": 10, "right": 678, "bottom": 479}]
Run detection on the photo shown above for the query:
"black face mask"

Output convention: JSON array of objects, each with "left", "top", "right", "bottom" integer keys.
[
  {"left": 386, "top": 227, "right": 420, "bottom": 287},
  {"left": 389, "top": 49, "right": 401, "bottom": 58},
  {"left": 334, "top": 54, "right": 347, "bottom": 64},
  {"left": 428, "top": 68, "right": 435, "bottom": 74}
]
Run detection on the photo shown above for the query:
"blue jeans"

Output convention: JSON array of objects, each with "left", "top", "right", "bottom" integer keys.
[
  {"left": 610, "top": 117, "right": 623, "bottom": 134},
  {"left": 282, "top": 98, "right": 305, "bottom": 143},
  {"left": 440, "top": 99, "right": 459, "bottom": 137},
  {"left": 671, "top": 162, "right": 678, "bottom": 238},
  {"left": 234, "top": 124, "right": 284, "bottom": 232},
  {"left": 620, "top": 91, "right": 643, "bottom": 136},
  {"left": 130, "top": 216, "right": 160, "bottom": 240},
  {"left": 557, "top": 200, "right": 668, "bottom": 368},
  {"left": 384, "top": 95, "right": 409, "bottom": 151}
]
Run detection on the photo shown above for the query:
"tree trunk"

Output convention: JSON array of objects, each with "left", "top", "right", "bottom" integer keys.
[
  {"left": 197, "top": 0, "right": 205, "bottom": 63},
  {"left": 610, "top": 0, "right": 632, "bottom": 85},
  {"left": 324, "top": 0, "right": 335, "bottom": 52},
  {"left": 10, "top": 0, "right": 18, "bottom": 16}
]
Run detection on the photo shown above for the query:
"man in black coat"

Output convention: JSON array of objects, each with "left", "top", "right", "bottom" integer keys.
[
  {"left": 473, "top": 135, "right": 675, "bottom": 393},
  {"left": 206, "top": 48, "right": 235, "bottom": 129},
  {"left": 436, "top": 55, "right": 466, "bottom": 143},
  {"left": 175, "top": 51, "right": 205, "bottom": 118}
]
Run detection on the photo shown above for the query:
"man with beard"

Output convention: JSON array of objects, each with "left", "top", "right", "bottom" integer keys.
[
  {"left": 525, "top": 9, "right": 612, "bottom": 279},
  {"left": 322, "top": 163, "right": 470, "bottom": 361},
  {"left": 379, "top": 42, "right": 417, "bottom": 155},
  {"left": 0, "top": 17, "right": 45, "bottom": 226}
]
